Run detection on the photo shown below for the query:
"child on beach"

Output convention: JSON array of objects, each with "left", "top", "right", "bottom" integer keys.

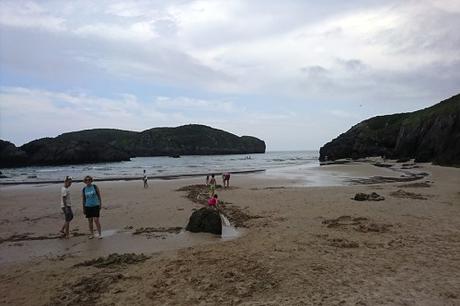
[
  {"left": 82, "top": 175, "right": 103, "bottom": 239},
  {"left": 206, "top": 175, "right": 210, "bottom": 186},
  {"left": 222, "top": 172, "right": 230, "bottom": 188},
  {"left": 143, "top": 169, "right": 148, "bottom": 188},
  {"left": 209, "top": 174, "right": 217, "bottom": 196},
  {"left": 208, "top": 194, "right": 219, "bottom": 210},
  {"left": 60, "top": 176, "right": 73, "bottom": 239}
]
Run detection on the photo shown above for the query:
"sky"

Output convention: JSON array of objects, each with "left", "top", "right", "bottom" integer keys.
[{"left": 0, "top": 0, "right": 459, "bottom": 150}]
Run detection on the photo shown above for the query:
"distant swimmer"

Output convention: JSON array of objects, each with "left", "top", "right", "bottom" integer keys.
[
  {"left": 143, "top": 169, "right": 148, "bottom": 188},
  {"left": 222, "top": 172, "right": 231, "bottom": 188},
  {"left": 59, "top": 176, "right": 73, "bottom": 239}
]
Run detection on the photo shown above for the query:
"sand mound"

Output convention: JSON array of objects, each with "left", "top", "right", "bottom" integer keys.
[
  {"left": 323, "top": 216, "right": 392, "bottom": 234},
  {"left": 322, "top": 216, "right": 368, "bottom": 228},
  {"left": 356, "top": 223, "right": 392, "bottom": 233},
  {"left": 328, "top": 238, "right": 360, "bottom": 248},
  {"left": 0, "top": 233, "right": 62, "bottom": 244},
  {"left": 390, "top": 189, "right": 428, "bottom": 200},
  {"left": 51, "top": 272, "right": 127, "bottom": 306},
  {"left": 146, "top": 252, "right": 279, "bottom": 304},
  {"left": 74, "top": 253, "right": 149, "bottom": 269},
  {"left": 176, "top": 184, "right": 221, "bottom": 204}
]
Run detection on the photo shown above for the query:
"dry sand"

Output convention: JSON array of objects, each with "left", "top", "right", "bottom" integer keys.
[{"left": 0, "top": 163, "right": 459, "bottom": 305}]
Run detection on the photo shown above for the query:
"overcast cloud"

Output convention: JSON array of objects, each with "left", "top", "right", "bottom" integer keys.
[{"left": 1, "top": 0, "right": 459, "bottom": 150}]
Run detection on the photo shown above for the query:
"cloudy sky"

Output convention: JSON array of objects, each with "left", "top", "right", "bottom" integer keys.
[{"left": 1, "top": 0, "right": 459, "bottom": 150}]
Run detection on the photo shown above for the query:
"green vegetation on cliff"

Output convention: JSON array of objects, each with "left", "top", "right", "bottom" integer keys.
[
  {"left": 0, "top": 125, "right": 266, "bottom": 168},
  {"left": 319, "top": 94, "right": 460, "bottom": 166}
]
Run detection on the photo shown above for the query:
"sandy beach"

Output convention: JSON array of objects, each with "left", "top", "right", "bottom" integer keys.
[{"left": 0, "top": 162, "right": 459, "bottom": 305}]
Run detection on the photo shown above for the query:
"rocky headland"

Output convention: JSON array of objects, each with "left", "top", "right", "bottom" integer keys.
[
  {"left": 320, "top": 94, "right": 460, "bottom": 166},
  {"left": 0, "top": 124, "right": 265, "bottom": 168}
]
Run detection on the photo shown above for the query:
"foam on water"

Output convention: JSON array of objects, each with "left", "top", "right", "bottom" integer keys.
[
  {"left": 220, "top": 214, "right": 240, "bottom": 239},
  {"left": 100, "top": 229, "right": 118, "bottom": 237}
]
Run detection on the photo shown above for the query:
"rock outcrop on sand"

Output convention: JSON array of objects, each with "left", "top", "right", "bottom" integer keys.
[
  {"left": 319, "top": 93, "right": 460, "bottom": 166},
  {"left": 186, "top": 207, "right": 222, "bottom": 235},
  {"left": 354, "top": 192, "right": 385, "bottom": 201},
  {"left": 0, "top": 124, "right": 266, "bottom": 167}
]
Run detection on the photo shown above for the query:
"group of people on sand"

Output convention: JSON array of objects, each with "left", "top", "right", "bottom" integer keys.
[
  {"left": 205, "top": 172, "right": 231, "bottom": 210},
  {"left": 60, "top": 175, "right": 103, "bottom": 239},
  {"left": 206, "top": 172, "right": 231, "bottom": 190},
  {"left": 60, "top": 171, "right": 231, "bottom": 239}
]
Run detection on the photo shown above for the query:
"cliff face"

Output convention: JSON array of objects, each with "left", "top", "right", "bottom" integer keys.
[
  {"left": 0, "top": 140, "right": 28, "bottom": 167},
  {"left": 0, "top": 125, "right": 266, "bottom": 168},
  {"left": 319, "top": 94, "right": 460, "bottom": 166}
]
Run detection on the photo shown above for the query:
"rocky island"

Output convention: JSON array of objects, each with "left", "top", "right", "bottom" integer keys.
[
  {"left": 320, "top": 93, "right": 460, "bottom": 166},
  {"left": 0, "top": 124, "right": 266, "bottom": 168}
]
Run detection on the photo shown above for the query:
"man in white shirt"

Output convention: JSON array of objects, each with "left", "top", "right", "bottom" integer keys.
[{"left": 60, "top": 176, "right": 73, "bottom": 239}]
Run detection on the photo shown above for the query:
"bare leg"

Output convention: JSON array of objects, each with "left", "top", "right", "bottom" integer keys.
[
  {"left": 94, "top": 217, "right": 102, "bottom": 236},
  {"left": 88, "top": 218, "right": 94, "bottom": 237},
  {"left": 60, "top": 223, "right": 66, "bottom": 234},
  {"left": 64, "top": 222, "right": 70, "bottom": 239}
]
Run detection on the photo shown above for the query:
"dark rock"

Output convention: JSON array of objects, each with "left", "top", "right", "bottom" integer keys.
[
  {"left": 354, "top": 193, "right": 369, "bottom": 201},
  {"left": 1, "top": 124, "right": 265, "bottom": 167},
  {"left": 354, "top": 192, "right": 385, "bottom": 201},
  {"left": 319, "top": 94, "right": 460, "bottom": 166},
  {"left": 186, "top": 207, "right": 222, "bottom": 235},
  {"left": 0, "top": 140, "right": 28, "bottom": 168}
]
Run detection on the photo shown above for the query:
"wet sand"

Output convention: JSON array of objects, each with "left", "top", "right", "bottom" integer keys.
[{"left": 0, "top": 162, "right": 459, "bottom": 305}]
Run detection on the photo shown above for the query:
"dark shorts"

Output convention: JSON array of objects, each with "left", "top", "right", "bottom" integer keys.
[
  {"left": 84, "top": 206, "right": 100, "bottom": 218},
  {"left": 62, "top": 207, "right": 73, "bottom": 222},
  {"left": 224, "top": 174, "right": 230, "bottom": 180}
]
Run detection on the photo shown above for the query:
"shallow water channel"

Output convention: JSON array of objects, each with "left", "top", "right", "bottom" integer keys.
[{"left": 0, "top": 221, "right": 242, "bottom": 264}]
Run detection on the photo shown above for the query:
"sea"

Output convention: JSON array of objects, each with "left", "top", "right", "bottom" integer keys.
[{"left": 0, "top": 151, "right": 321, "bottom": 184}]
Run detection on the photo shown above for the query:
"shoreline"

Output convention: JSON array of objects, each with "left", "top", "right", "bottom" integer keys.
[{"left": 0, "top": 169, "right": 266, "bottom": 186}]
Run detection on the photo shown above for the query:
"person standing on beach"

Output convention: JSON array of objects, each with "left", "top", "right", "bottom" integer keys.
[
  {"left": 82, "top": 175, "right": 103, "bottom": 239},
  {"left": 143, "top": 169, "right": 148, "bottom": 188},
  {"left": 209, "top": 174, "right": 217, "bottom": 196},
  {"left": 60, "top": 176, "right": 73, "bottom": 239},
  {"left": 206, "top": 175, "right": 210, "bottom": 186},
  {"left": 222, "top": 172, "right": 230, "bottom": 188}
]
